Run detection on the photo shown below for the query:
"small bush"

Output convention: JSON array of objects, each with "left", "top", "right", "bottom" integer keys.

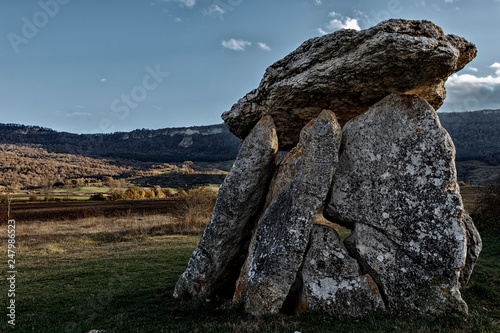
[
  {"left": 176, "top": 187, "right": 217, "bottom": 232},
  {"left": 125, "top": 187, "right": 139, "bottom": 199},
  {"left": 144, "top": 190, "right": 156, "bottom": 199},
  {"left": 163, "top": 188, "right": 175, "bottom": 197},
  {"left": 90, "top": 193, "right": 107, "bottom": 201},
  {"left": 29, "top": 194, "right": 38, "bottom": 202},
  {"left": 109, "top": 190, "right": 125, "bottom": 201},
  {"left": 154, "top": 186, "right": 166, "bottom": 198}
]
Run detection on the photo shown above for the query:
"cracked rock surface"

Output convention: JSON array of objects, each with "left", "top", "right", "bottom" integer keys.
[
  {"left": 222, "top": 19, "right": 476, "bottom": 150},
  {"left": 174, "top": 19, "right": 481, "bottom": 319},
  {"left": 325, "top": 93, "right": 472, "bottom": 315},
  {"left": 173, "top": 116, "right": 278, "bottom": 299},
  {"left": 299, "top": 225, "right": 385, "bottom": 317},
  {"left": 233, "top": 110, "right": 342, "bottom": 316}
]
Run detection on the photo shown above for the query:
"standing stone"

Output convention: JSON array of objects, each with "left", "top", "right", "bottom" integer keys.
[
  {"left": 299, "top": 225, "right": 386, "bottom": 317},
  {"left": 173, "top": 116, "right": 278, "bottom": 299},
  {"left": 325, "top": 93, "right": 471, "bottom": 315},
  {"left": 222, "top": 19, "right": 477, "bottom": 150},
  {"left": 460, "top": 211, "right": 482, "bottom": 288},
  {"left": 234, "top": 110, "right": 342, "bottom": 315}
]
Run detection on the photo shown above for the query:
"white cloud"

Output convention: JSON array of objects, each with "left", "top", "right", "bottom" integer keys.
[
  {"left": 443, "top": 65, "right": 500, "bottom": 111},
  {"left": 318, "top": 28, "right": 328, "bottom": 35},
  {"left": 100, "top": 78, "right": 107, "bottom": 83},
  {"left": 319, "top": 12, "right": 361, "bottom": 35},
  {"left": 447, "top": 74, "right": 500, "bottom": 88},
  {"left": 257, "top": 42, "right": 271, "bottom": 51},
  {"left": 65, "top": 111, "right": 91, "bottom": 118},
  {"left": 467, "top": 67, "right": 479, "bottom": 72},
  {"left": 328, "top": 17, "right": 361, "bottom": 31},
  {"left": 221, "top": 39, "right": 271, "bottom": 52},
  {"left": 445, "top": 0, "right": 454, "bottom": 3},
  {"left": 161, "top": 0, "right": 195, "bottom": 8},
  {"left": 174, "top": 17, "right": 184, "bottom": 23},
  {"left": 314, "top": 0, "right": 322, "bottom": 5},
  {"left": 204, "top": 4, "right": 226, "bottom": 19},
  {"left": 491, "top": 62, "right": 500, "bottom": 75},
  {"left": 222, "top": 39, "right": 252, "bottom": 51}
]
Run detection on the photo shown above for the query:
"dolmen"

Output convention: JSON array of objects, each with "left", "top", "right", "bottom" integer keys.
[{"left": 174, "top": 19, "right": 482, "bottom": 318}]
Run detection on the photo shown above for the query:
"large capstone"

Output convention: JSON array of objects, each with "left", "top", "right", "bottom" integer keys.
[
  {"left": 325, "top": 93, "right": 470, "bottom": 315},
  {"left": 173, "top": 116, "right": 278, "bottom": 299},
  {"left": 222, "top": 19, "right": 476, "bottom": 150},
  {"left": 234, "top": 110, "right": 342, "bottom": 315}
]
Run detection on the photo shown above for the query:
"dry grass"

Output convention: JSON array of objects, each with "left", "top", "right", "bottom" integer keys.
[
  {"left": 176, "top": 187, "right": 217, "bottom": 231},
  {"left": 17, "top": 213, "right": 180, "bottom": 243}
]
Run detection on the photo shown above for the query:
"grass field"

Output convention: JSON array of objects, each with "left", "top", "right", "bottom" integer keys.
[{"left": 0, "top": 200, "right": 498, "bottom": 332}]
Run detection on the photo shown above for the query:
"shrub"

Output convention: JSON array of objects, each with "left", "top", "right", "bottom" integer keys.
[
  {"left": 29, "top": 194, "right": 38, "bottom": 202},
  {"left": 144, "top": 190, "right": 155, "bottom": 199},
  {"left": 90, "top": 193, "right": 107, "bottom": 201},
  {"left": 109, "top": 190, "right": 125, "bottom": 201},
  {"left": 163, "top": 188, "right": 175, "bottom": 197},
  {"left": 125, "top": 187, "right": 139, "bottom": 199},
  {"left": 471, "top": 173, "right": 500, "bottom": 234},
  {"left": 176, "top": 187, "right": 217, "bottom": 232},
  {"left": 154, "top": 186, "right": 166, "bottom": 198}
]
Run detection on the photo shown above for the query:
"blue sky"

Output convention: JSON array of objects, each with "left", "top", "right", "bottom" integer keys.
[{"left": 1, "top": 0, "right": 499, "bottom": 133}]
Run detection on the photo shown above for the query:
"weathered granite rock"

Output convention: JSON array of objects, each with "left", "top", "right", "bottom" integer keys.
[
  {"left": 234, "top": 110, "right": 342, "bottom": 315},
  {"left": 299, "top": 225, "right": 386, "bottom": 317},
  {"left": 325, "top": 93, "right": 471, "bottom": 315},
  {"left": 173, "top": 116, "right": 278, "bottom": 299},
  {"left": 222, "top": 19, "right": 476, "bottom": 150},
  {"left": 460, "top": 211, "right": 482, "bottom": 288},
  {"left": 344, "top": 224, "right": 468, "bottom": 315}
]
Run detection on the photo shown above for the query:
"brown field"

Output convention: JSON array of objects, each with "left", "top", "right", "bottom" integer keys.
[{"left": 5, "top": 199, "right": 181, "bottom": 222}]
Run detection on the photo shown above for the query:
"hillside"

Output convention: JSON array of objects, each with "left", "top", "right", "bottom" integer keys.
[
  {"left": 438, "top": 109, "right": 500, "bottom": 184},
  {"left": 1, "top": 109, "right": 499, "bottom": 187},
  {"left": 0, "top": 123, "right": 241, "bottom": 162},
  {"left": 438, "top": 109, "right": 500, "bottom": 165}
]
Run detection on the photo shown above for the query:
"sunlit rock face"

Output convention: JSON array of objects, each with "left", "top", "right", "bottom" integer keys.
[
  {"left": 174, "top": 116, "right": 278, "bottom": 299},
  {"left": 222, "top": 19, "right": 476, "bottom": 150},
  {"left": 325, "top": 93, "right": 470, "bottom": 315},
  {"left": 233, "top": 110, "right": 342, "bottom": 316}
]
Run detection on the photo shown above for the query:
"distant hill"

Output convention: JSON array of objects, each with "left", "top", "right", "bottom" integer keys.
[
  {"left": 438, "top": 109, "right": 500, "bottom": 185},
  {"left": 0, "top": 123, "right": 241, "bottom": 162},
  {"left": 438, "top": 109, "right": 500, "bottom": 165},
  {"left": 1, "top": 108, "right": 499, "bottom": 185}
]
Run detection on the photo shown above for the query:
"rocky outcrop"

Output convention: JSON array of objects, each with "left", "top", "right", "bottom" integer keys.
[
  {"left": 299, "top": 225, "right": 385, "bottom": 317},
  {"left": 222, "top": 19, "right": 476, "bottom": 150},
  {"left": 173, "top": 116, "right": 278, "bottom": 299},
  {"left": 325, "top": 93, "right": 470, "bottom": 315},
  {"left": 174, "top": 19, "right": 481, "bottom": 319},
  {"left": 234, "top": 110, "right": 342, "bottom": 315}
]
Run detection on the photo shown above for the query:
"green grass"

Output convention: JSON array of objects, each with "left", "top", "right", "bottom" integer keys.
[
  {"left": 53, "top": 186, "right": 111, "bottom": 194},
  {"left": 0, "top": 230, "right": 499, "bottom": 332}
]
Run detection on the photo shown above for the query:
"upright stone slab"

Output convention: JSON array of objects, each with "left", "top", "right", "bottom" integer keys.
[
  {"left": 173, "top": 116, "right": 278, "bottom": 299},
  {"left": 460, "top": 211, "right": 482, "bottom": 288},
  {"left": 234, "top": 110, "right": 342, "bottom": 315},
  {"left": 325, "top": 93, "right": 472, "bottom": 315},
  {"left": 299, "top": 225, "right": 386, "bottom": 317}
]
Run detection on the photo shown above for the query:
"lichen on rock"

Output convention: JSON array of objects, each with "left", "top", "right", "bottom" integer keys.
[{"left": 222, "top": 19, "right": 477, "bottom": 150}]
